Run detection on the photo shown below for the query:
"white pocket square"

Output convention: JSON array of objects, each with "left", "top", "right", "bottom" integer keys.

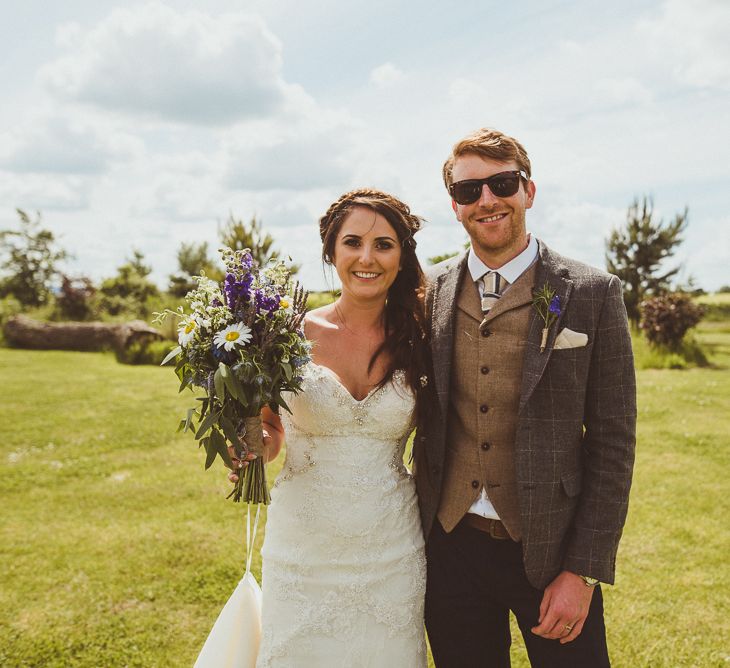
[{"left": 554, "top": 327, "right": 588, "bottom": 350}]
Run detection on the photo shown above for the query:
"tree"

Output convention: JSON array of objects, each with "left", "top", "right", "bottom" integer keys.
[
  {"left": 99, "top": 249, "right": 159, "bottom": 316},
  {"left": 605, "top": 197, "right": 688, "bottom": 324},
  {"left": 0, "top": 209, "right": 68, "bottom": 307},
  {"left": 168, "top": 241, "right": 222, "bottom": 297},
  {"left": 219, "top": 213, "right": 299, "bottom": 273},
  {"left": 428, "top": 240, "right": 471, "bottom": 265}
]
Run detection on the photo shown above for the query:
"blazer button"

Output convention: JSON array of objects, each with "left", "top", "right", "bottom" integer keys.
[
  {"left": 481, "top": 328, "right": 491, "bottom": 337},
  {"left": 471, "top": 480, "right": 479, "bottom": 489},
  {"left": 419, "top": 436, "right": 426, "bottom": 443},
  {"left": 481, "top": 366, "right": 489, "bottom": 374},
  {"left": 480, "top": 404, "right": 488, "bottom": 413},
  {"left": 481, "top": 441, "right": 491, "bottom": 451}
]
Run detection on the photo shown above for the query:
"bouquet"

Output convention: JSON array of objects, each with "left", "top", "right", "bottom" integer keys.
[{"left": 156, "top": 247, "right": 310, "bottom": 504}]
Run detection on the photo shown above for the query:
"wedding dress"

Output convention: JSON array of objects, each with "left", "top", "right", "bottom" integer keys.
[{"left": 256, "top": 362, "right": 427, "bottom": 667}]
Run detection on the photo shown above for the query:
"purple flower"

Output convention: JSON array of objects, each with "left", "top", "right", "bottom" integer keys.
[
  {"left": 254, "top": 289, "right": 280, "bottom": 315},
  {"left": 549, "top": 295, "right": 561, "bottom": 315},
  {"left": 224, "top": 272, "right": 253, "bottom": 309},
  {"left": 240, "top": 251, "right": 253, "bottom": 270},
  {"left": 211, "top": 297, "right": 222, "bottom": 307}
]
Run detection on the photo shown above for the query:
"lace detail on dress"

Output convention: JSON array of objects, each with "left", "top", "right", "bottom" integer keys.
[{"left": 257, "top": 362, "right": 426, "bottom": 668}]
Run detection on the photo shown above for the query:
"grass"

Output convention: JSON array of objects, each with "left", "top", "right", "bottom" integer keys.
[{"left": 2, "top": 322, "right": 730, "bottom": 667}]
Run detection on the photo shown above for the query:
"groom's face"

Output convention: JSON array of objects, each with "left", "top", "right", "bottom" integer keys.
[{"left": 450, "top": 153, "right": 535, "bottom": 267}]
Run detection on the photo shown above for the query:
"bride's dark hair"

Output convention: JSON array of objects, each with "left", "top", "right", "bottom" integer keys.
[{"left": 319, "top": 188, "right": 431, "bottom": 422}]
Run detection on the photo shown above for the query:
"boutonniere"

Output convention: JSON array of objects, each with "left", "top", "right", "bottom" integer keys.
[{"left": 532, "top": 283, "right": 561, "bottom": 352}]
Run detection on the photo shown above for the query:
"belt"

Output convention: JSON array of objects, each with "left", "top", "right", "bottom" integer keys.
[{"left": 462, "top": 513, "right": 511, "bottom": 540}]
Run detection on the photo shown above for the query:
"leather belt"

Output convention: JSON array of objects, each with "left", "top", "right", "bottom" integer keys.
[{"left": 462, "top": 513, "right": 511, "bottom": 540}]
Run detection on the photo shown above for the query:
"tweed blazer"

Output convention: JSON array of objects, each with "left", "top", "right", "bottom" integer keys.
[{"left": 413, "top": 239, "right": 637, "bottom": 588}]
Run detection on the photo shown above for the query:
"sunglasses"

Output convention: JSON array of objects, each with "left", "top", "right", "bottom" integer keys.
[{"left": 449, "top": 170, "right": 528, "bottom": 205}]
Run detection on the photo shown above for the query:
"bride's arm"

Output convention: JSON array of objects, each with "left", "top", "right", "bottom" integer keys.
[{"left": 227, "top": 405, "right": 286, "bottom": 483}]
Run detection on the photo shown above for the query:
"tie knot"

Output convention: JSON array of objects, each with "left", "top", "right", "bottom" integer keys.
[
  {"left": 481, "top": 271, "right": 502, "bottom": 296},
  {"left": 479, "top": 271, "right": 508, "bottom": 314}
]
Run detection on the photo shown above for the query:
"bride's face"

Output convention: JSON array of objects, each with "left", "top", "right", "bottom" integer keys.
[{"left": 332, "top": 206, "right": 402, "bottom": 301}]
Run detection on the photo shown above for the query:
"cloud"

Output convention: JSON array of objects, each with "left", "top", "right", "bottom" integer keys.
[
  {"left": 0, "top": 114, "right": 141, "bottom": 175},
  {"left": 0, "top": 173, "right": 92, "bottom": 212},
  {"left": 223, "top": 109, "right": 362, "bottom": 192},
  {"left": 370, "top": 63, "right": 404, "bottom": 88},
  {"left": 638, "top": 0, "right": 730, "bottom": 90},
  {"left": 40, "top": 2, "right": 298, "bottom": 124}
]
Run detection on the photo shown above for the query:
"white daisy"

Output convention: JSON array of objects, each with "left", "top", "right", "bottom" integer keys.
[
  {"left": 278, "top": 295, "right": 293, "bottom": 312},
  {"left": 178, "top": 319, "right": 198, "bottom": 346},
  {"left": 214, "top": 322, "right": 253, "bottom": 351}
]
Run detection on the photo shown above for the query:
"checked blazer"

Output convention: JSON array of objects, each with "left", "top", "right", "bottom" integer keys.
[{"left": 413, "top": 239, "right": 637, "bottom": 589}]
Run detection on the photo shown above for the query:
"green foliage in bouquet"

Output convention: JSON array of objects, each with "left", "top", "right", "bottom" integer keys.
[{"left": 155, "top": 248, "right": 310, "bottom": 504}]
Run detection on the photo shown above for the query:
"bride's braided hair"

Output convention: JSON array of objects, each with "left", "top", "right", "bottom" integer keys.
[{"left": 319, "top": 188, "right": 431, "bottom": 422}]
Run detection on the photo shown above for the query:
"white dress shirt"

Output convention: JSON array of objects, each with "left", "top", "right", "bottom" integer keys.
[{"left": 466, "top": 234, "right": 539, "bottom": 520}]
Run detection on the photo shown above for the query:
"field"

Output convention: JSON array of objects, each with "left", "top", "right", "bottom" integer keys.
[{"left": 1, "top": 322, "right": 729, "bottom": 667}]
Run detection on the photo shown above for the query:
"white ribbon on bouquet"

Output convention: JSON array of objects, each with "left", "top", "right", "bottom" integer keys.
[{"left": 194, "top": 505, "right": 263, "bottom": 668}]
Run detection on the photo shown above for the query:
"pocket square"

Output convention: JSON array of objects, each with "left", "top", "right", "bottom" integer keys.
[{"left": 554, "top": 327, "right": 588, "bottom": 350}]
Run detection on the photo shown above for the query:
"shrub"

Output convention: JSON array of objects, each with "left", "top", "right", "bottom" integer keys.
[
  {"left": 116, "top": 339, "right": 176, "bottom": 365},
  {"left": 55, "top": 275, "right": 97, "bottom": 321},
  {"left": 640, "top": 293, "right": 705, "bottom": 350}
]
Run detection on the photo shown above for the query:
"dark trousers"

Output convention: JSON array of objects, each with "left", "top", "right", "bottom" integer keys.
[{"left": 425, "top": 519, "right": 610, "bottom": 668}]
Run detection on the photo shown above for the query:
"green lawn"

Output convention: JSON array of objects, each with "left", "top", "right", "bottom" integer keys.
[{"left": 2, "top": 323, "right": 729, "bottom": 667}]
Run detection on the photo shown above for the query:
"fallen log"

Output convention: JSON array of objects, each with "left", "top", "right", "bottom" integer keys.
[{"left": 3, "top": 315, "right": 163, "bottom": 353}]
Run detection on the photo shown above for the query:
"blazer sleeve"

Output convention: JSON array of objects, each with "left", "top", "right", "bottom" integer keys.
[{"left": 562, "top": 274, "right": 637, "bottom": 584}]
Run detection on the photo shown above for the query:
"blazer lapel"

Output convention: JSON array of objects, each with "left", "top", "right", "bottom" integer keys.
[
  {"left": 431, "top": 254, "right": 468, "bottom": 417},
  {"left": 519, "top": 241, "right": 573, "bottom": 412}
]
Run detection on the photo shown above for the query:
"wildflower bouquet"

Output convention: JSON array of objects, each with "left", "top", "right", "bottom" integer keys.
[{"left": 156, "top": 247, "right": 310, "bottom": 504}]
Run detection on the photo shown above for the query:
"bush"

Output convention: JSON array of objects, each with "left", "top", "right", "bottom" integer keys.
[
  {"left": 640, "top": 292, "right": 705, "bottom": 350},
  {"left": 116, "top": 339, "right": 176, "bottom": 365},
  {"left": 306, "top": 291, "right": 337, "bottom": 311},
  {"left": 55, "top": 275, "right": 97, "bottom": 321}
]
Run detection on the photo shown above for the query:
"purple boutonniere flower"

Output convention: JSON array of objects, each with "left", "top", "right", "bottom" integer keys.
[{"left": 532, "top": 284, "right": 562, "bottom": 352}]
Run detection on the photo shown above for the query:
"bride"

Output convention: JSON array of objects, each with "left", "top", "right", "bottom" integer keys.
[{"left": 229, "top": 189, "right": 431, "bottom": 667}]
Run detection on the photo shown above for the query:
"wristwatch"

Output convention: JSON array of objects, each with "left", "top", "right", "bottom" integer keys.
[{"left": 579, "top": 575, "right": 600, "bottom": 587}]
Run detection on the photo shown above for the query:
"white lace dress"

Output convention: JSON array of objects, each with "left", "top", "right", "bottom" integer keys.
[{"left": 256, "top": 362, "right": 427, "bottom": 667}]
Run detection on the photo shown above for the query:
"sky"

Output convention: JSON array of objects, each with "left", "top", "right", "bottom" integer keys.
[{"left": 1, "top": 0, "right": 728, "bottom": 292}]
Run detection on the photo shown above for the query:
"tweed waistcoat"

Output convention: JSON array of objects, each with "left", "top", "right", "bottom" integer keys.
[{"left": 436, "top": 262, "right": 537, "bottom": 539}]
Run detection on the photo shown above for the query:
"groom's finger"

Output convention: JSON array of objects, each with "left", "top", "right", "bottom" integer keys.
[{"left": 560, "top": 617, "right": 585, "bottom": 644}]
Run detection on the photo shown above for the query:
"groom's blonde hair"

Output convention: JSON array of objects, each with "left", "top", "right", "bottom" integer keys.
[{"left": 442, "top": 128, "right": 532, "bottom": 189}]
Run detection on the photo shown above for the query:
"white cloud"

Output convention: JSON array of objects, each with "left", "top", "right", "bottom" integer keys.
[
  {"left": 40, "top": 2, "right": 296, "bottom": 124},
  {"left": 638, "top": 0, "right": 730, "bottom": 90},
  {"left": 0, "top": 173, "right": 92, "bottom": 211},
  {"left": 370, "top": 63, "right": 404, "bottom": 88},
  {"left": 223, "top": 108, "right": 362, "bottom": 192},
  {"left": 0, "top": 114, "right": 141, "bottom": 174}
]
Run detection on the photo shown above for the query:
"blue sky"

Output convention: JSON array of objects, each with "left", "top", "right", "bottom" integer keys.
[{"left": 1, "top": 0, "right": 728, "bottom": 291}]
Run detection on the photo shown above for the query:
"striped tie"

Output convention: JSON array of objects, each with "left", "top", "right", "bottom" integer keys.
[
  {"left": 479, "top": 271, "right": 508, "bottom": 333},
  {"left": 480, "top": 271, "right": 507, "bottom": 314}
]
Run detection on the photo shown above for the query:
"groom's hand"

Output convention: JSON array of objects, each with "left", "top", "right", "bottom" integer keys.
[{"left": 531, "top": 570, "right": 594, "bottom": 644}]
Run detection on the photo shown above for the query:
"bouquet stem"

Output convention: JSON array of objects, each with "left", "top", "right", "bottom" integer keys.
[{"left": 229, "top": 415, "right": 271, "bottom": 504}]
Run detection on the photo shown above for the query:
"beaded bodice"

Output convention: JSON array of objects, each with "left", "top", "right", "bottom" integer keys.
[{"left": 275, "top": 362, "right": 415, "bottom": 489}]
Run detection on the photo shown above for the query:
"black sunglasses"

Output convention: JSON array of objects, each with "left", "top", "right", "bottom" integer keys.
[{"left": 449, "top": 170, "right": 528, "bottom": 205}]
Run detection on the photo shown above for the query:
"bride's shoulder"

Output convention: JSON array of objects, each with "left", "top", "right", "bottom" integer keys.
[{"left": 303, "top": 305, "right": 337, "bottom": 340}]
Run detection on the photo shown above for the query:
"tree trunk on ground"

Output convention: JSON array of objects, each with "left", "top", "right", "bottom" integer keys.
[{"left": 3, "top": 315, "right": 163, "bottom": 353}]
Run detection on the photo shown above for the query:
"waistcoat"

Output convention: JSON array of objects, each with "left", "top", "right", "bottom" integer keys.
[{"left": 436, "top": 262, "right": 537, "bottom": 539}]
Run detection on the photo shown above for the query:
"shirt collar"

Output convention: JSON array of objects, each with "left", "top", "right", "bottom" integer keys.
[{"left": 467, "top": 234, "right": 538, "bottom": 285}]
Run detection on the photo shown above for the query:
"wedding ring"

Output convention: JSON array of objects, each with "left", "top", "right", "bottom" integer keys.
[{"left": 564, "top": 624, "right": 573, "bottom": 632}]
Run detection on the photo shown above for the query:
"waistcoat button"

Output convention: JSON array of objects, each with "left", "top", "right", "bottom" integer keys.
[
  {"left": 471, "top": 480, "right": 479, "bottom": 489},
  {"left": 481, "top": 328, "right": 491, "bottom": 337},
  {"left": 481, "top": 441, "right": 491, "bottom": 451},
  {"left": 481, "top": 366, "right": 489, "bottom": 374},
  {"left": 480, "top": 404, "right": 488, "bottom": 413}
]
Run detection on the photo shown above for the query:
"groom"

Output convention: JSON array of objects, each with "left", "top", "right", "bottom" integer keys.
[{"left": 414, "top": 128, "right": 636, "bottom": 667}]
